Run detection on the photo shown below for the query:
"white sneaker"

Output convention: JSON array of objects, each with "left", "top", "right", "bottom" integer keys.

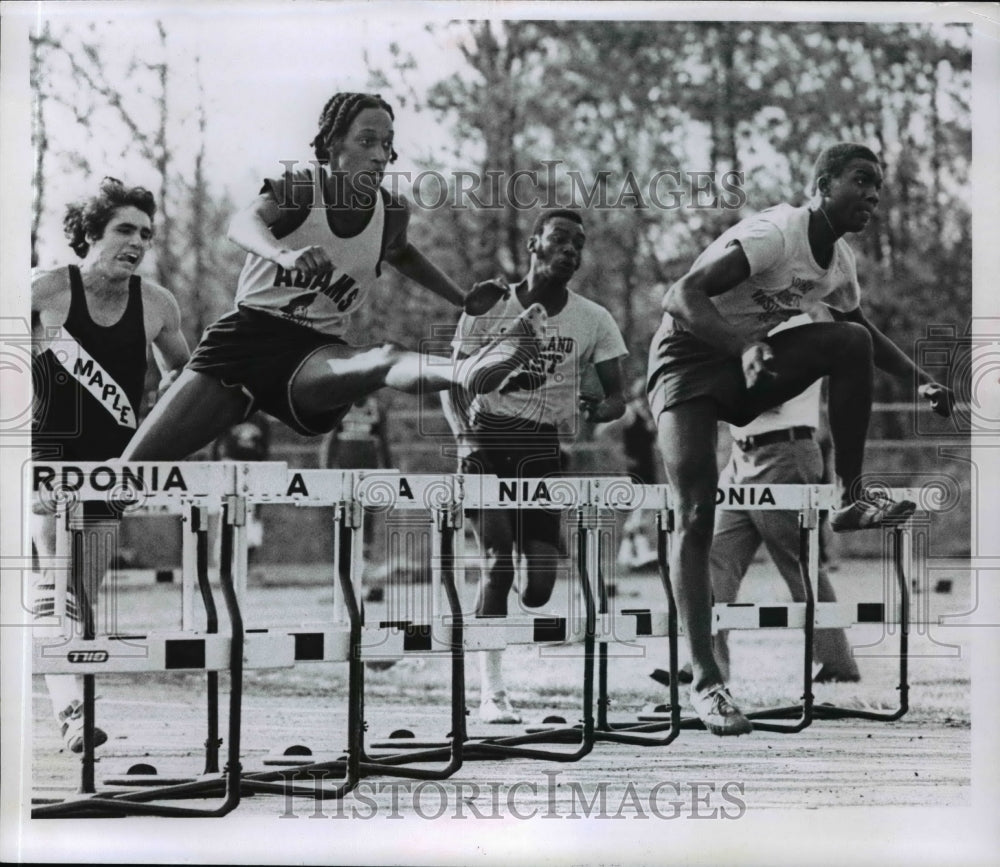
[
  {"left": 460, "top": 303, "right": 547, "bottom": 395},
  {"left": 830, "top": 491, "right": 916, "bottom": 533},
  {"left": 479, "top": 691, "right": 523, "bottom": 724},
  {"left": 689, "top": 684, "right": 752, "bottom": 736},
  {"left": 59, "top": 699, "right": 108, "bottom": 753}
]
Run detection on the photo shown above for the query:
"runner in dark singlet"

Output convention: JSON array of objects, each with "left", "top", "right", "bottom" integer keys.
[{"left": 31, "top": 177, "right": 189, "bottom": 752}]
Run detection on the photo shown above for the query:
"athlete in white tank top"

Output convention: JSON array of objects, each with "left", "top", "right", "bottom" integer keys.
[{"left": 236, "top": 166, "right": 384, "bottom": 336}]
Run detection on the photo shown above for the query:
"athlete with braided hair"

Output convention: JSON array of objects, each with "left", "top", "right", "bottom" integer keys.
[{"left": 123, "top": 92, "right": 544, "bottom": 458}]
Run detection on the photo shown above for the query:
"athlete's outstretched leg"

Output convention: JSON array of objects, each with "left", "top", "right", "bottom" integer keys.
[{"left": 122, "top": 371, "right": 251, "bottom": 460}]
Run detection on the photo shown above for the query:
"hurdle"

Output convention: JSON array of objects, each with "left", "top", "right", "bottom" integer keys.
[
  {"left": 27, "top": 463, "right": 934, "bottom": 815},
  {"left": 620, "top": 483, "right": 921, "bottom": 733},
  {"left": 254, "top": 471, "right": 608, "bottom": 776},
  {"left": 233, "top": 469, "right": 468, "bottom": 797},
  {"left": 28, "top": 461, "right": 276, "bottom": 817},
  {"left": 529, "top": 481, "right": 922, "bottom": 741}
]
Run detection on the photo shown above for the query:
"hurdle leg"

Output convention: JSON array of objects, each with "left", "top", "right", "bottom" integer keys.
[
  {"left": 592, "top": 505, "right": 682, "bottom": 744},
  {"left": 741, "top": 511, "right": 817, "bottom": 731},
  {"left": 35, "top": 495, "right": 248, "bottom": 818},
  {"left": 69, "top": 518, "right": 98, "bottom": 794},
  {"left": 813, "top": 526, "right": 910, "bottom": 721},
  {"left": 240, "top": 500, "right": 362, "bottom": 801},
  {"left": 453, "top": 505, "right": 598, "bottom": 761},
  {"left": 349, "top": 499, "right": 468, "bottom": 779},
  {"left": 188, "top": 505, "right": 222, "bottom": 774}
]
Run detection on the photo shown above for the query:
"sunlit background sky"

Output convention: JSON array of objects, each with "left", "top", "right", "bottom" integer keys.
[{"left": 26, "top": 3, "right": 476, "bottom": 264}]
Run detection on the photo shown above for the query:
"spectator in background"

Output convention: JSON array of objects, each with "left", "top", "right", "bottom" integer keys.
[
  {"left": 319, "top": 395, "right": 392, "bottom": 471},
  {"left": 320, "top": 396, "right": 393, "bottom": 582}
]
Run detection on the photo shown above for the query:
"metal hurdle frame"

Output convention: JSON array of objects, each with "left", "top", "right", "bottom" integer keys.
[
  {"left": 619, "top": 483, "right": 918, "bottom": 733},
  {"left": 29, "top": 461, "right": 262, "bottom": 818},
  {"left": 231, "top": 469, "right": 469, "bottom": 800},
  {"left": 253, "top": 471, "right": 610, "bottom": 776},
  {"left": 27, "top": 463, "right": 924, "bottom": 816}
]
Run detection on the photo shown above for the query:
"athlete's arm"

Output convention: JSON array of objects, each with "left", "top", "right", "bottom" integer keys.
[
  {"left": 662, "top": 244, "right": 754, "bottom": 357},
  {"left": 227, "top": 193, "right": 331, "bottom": 280},
  {"left": 581, "top": 356, "right": 627, "bottom": 423},
  {"left": 147, "top": 285, "right": 191, "bottom": 396},
  {"left": 383, "top": 197, "right": 464, "bottom": 308},
  {"left": 30, "top": 269, "right": 70, "bottom": 352},
  {"left": 831, "top": 306, "right": 953, "bottom": 416},
  {"left": 30, "top": 268, "right": 70, "bottom": 317}
]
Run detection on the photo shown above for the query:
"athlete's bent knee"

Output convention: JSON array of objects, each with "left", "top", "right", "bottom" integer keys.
[{"left": 833, "top": 322, "right": 873, "bottom": 360}]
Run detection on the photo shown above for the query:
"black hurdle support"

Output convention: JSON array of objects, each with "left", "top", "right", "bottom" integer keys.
[
  {"left": 33, "top": 497, "right": 247, "bottom": 818},
  {"left": 589, "top": 507, "right": 682, "bottom": 745},
  {"left": 238, "top": 500, "right": 363, "bottom": 801},
  {"left": 315, "top": 497, "right": 599, "bottom": 767},
  {"left": 440, "top": 504, "right": 598, "bottom": 762},
  {"left": 254, "top": 494, "right": 473, "bottom": 791},
  {"left": 811, "top": 526, "right": 909, "bottom": 722},
  {"left": 71, "top": 518, "right": 99, "bottom": 794},
  {"left": 192, "top": 505, "right": 221, "bottom": 774},
  {"left": 734, "top": 515, "right": 817, "bottom": 732},
  {"left": 349, "top": 501, "right": 467, "bottom": 779}
]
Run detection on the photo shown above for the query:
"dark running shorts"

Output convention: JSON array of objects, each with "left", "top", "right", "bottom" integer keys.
[
  {"left": 460, "top": 415, "right": 566, "bottom": 547},
  {"left": 187, "top": 306, "right": 353, "bottom": 436},
  {"left": 647, "top": 326, "right": 757, "bottom": 426}
]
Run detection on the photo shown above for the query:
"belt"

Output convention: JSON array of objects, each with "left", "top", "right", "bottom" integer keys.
[{"left": 735, "top": 426, "right": 814, "bottom": 451}]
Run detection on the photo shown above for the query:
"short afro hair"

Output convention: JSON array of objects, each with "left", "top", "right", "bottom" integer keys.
[
  {"left": 811, "top": 143, "right": 881, "bottom": 193},
  {"left": 63, "top": 177, "right": 156, "bottom": 259},
  {"left": 530, "top": 209, "right": 584, "bottom": 238}
]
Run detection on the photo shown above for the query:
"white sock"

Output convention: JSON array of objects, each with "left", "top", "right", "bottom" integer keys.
[
  {"left": 31, "top": 571, "right": 84, "bottom": 722},
  {"left": 479, "top": 650, "right": 506, "bottom": 700}
]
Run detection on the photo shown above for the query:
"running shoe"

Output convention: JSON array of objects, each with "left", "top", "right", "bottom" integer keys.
[
  {"left": 60, "top": 699, "right": 108, "bottom": 754},
  {"left": 460, "top": 303, "right": 547, "bottom": 395},
  {"left": 830, "top": 490, "right": 916, "bottom": 533},
  {"left": 479, "top": 691, "right": 523, "bottom": 724},
  {"left": 689, "top": 683, "right": 752, "bottom": 736}
]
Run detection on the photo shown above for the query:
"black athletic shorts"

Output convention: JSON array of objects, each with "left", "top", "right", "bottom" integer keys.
[
  {"left": 647, "top": 325, "right": 757, "bottom": 426},
  {"left": 460, "top": 415, "right": 566, "bottom": 547},
  {"left": 187, "top": 306, "right": 353, "bottom": 436}
]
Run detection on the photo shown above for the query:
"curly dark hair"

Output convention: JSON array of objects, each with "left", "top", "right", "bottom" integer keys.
[
  {"left": 309, "top": 93, "right": 398, "bottom": 165},
  {"left": 63, "top": 177, "right": 156, "bottom": 258}
]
